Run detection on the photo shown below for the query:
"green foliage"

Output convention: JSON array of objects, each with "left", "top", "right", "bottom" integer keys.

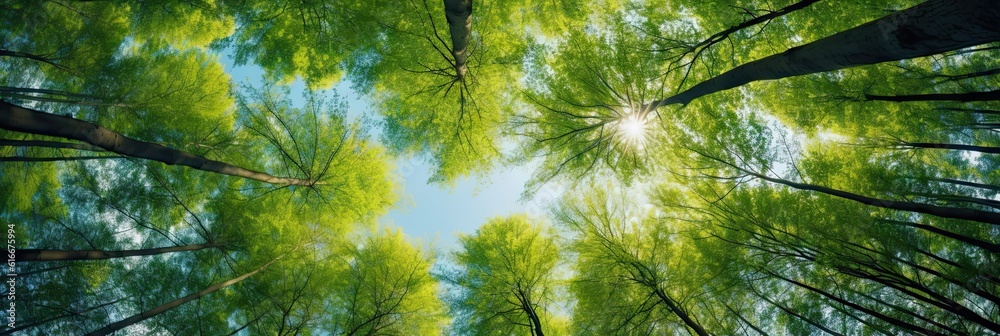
[
  {"left": 518, "top": 20, "right": 665, "bottom": 187},
  {"left": 327, "top": 228, "right": 447, "bottom": 335},
  {"left": 4, "top": 0, "right": 1000, "bottom": 334},
  {"left": 447, "top": 215, "right": 563, "bottom": 335}
]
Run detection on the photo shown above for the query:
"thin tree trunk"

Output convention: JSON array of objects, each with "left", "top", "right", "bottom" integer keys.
[
  {"left": 767, "top": 271, "right": 940, "bottom": 335},
  {"left": 756, "top": 291, "right": 845, "bottom": 336},
  {"left": 659, "top": 0, "right": 822, "bottom": 88},
  {"left": 722, "top": 302, "right": 770, "bottom": 336},
  {"left": 698, "top": 151, "right": 1000, "bottom": 225},
  {"left": 938, "top": 107, "right": 1000, "bottom": 115},
  {"left": 85, "top": 255, "right": 284, "bottom": 336},
  {"left": 865, "top": 89, "right": 1000, "bottom": 102},
  {"left": 931, "top": 177, "right": 1000, "bottom": 192},
  {"left": 225, "top": 311, "right": 267, "bottom": 336},
  {"left": 522, "top": 300, "right": 545, "bottom": 336},
  {"left": 757, "top": 172, "right": 1000, "bottom": 225},
  {"left": 937, "top": 67, "right": 1000, "bottom": 82},
  {"left": 878, "top": 219, "right": 1000, "bottom": 254},
  {"left": 644, "top": 0, "right": 1000, "bottom": 112},
  {"left": 898, "top": 141, "right": 1000, "bottom": 154},
  {"left": 840, "top": 238, "right": 1000, "bottom": 307},
  {"left": 0, "top": 298, "right": 125, "bottom": 336},
  {"left": 684, "top": 0, "right": 821, "bottom": 53},
  {"left": 843, "top": 263, "right": 1000, "bottom": 333},
  {"left": 442, "top": 0, "right": 472, "bottom": 79},
  {"left": 850, "top": 289, "right": 964, "bottom": 335},
  {"left": 0, "top": 156, "right": 124, "bottom": 162},
  {"left": 0, "top": 139, "right": 105, "bottom": 151},
  {"left": 947, "top": 44, "right": 1000, "bottom": 56},
  {"left": 0, "top": 49, "right": 73, "bottom": 72},
  {"left": 909, "top": 192, "right": 1000, "bottom": 210},
  {"left": 16, "top": 243, "right": 219, "bottom": 262},
  {"left": 0, "top": 101, "right": 320, "bottom": 186},
  {"left": 0, "top": 86, "right": 96, "bottom": 98},
  {"left": 652, "top": 288, "right": 710, "bottom": 336}
]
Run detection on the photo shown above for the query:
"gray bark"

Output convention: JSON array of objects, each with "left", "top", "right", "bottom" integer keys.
[{"left": 443, "top": 0, "right": 472, "bottom": 79}]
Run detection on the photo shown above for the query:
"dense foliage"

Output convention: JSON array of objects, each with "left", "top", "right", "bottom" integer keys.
[{"left": 1, "top": 0, "right": 998, "bottom": 334}]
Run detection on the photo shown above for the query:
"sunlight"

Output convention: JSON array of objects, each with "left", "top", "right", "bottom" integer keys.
[{"left": 616, "top": 114, "right": 648, "bottom": 149}]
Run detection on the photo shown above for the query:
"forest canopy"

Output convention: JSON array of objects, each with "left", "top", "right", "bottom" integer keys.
[{"left": 1, "top": 0, "right": 999, "bottom": 334}]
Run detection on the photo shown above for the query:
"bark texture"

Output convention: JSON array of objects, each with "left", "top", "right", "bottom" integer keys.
[
  {"left": 0, "top": 101, "right": 319, "bottom": 186},
  {"left": 646, "top": 0, "right": 1000, "bottom": 111},
  {"left": 442, "top": 0, "right": 472, "bottom": 79}
]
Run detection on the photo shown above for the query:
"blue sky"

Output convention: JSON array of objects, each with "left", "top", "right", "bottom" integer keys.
[{"left": 221, "top": 52, "right": 540, "bottom": 254}]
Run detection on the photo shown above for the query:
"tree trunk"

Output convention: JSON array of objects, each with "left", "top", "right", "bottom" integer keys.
[
  {"left": 16, "top": 243, "right": 219, "bottom": 262},
  {"left": 937, "top": 67, "right": 1000, "bottom": 82},
  {"left": 909, "top": 192, "right": 1000, "bottom": 210},
  {"left": 878, "top": 219, "right": 1000, "bottom": 254},
  {"left": 754, "top": 172, "right": 1000, "bottom": 225},
  {"left": 768, "top": 271, "right": 940, "bottom": 335},
  {"left": 0, "top": 86, "right": 97, "bottom": 99},
  {"left": 865, "top": 89, "right": 1000, "bottom": 102},
  {"left": 931, "top": 177, "right": 1000, "bottom": 192},
  {"left": 659, "top": 0, "right": 822, "bottom": 88},
  {"left": 0, "top": 156, "right": 124, "bottom": 162},
  {"left": 652, "top": 287, "right": 710, "bottom": 336},
  {"left": 85, "top": 255, "right": 283, "bottom": 336},
  {"left": 442, "top": 0, "right": 472, "bottom": 79},
  {"left": 938, "top": 107, "right": 1000, "bottom": 115},
  {"left": 843, "top": 263, "right": 1000, "bottom": 333},
  {"left": 0, "top": 139, "right": 105, "bottom": 151},
  {"left": 645, "top": 0, "right": 1000, "bottom": 111},
  {"left": 755, "top": 291, "right": 845, "bottom": 336},
  {"left": 0, "top": 49, "right": 72, "bottom": 72},
  {"left": 523, "top": 301, "right": 545, "bottom": 336},
  {"left": 699, "top": 151, "right": 1000, "bottom": 225},
  {"left": 0, "top": 101, "right": 320, "bottom": 186},
  {"left": 0, "top": 298, "right": 125, "bottom": 336},
  {"left": 899, "top": 141, "right": 1000, "bottom": 154},
  {"left": 659, "top": 0, "right": 821, "bottom": 55}
]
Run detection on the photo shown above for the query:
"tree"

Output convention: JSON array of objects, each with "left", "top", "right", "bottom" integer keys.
[
  {"left": 327, "top": 229, "right": 447, "bottom": 335},
  {"left": 0, "top": 100, "right": 321, "bottom": 186},
  {"left": 555, "top": 186, "right": 715, "bottom": 336},
  {"left": 689, "top": 185, "right": 1000, "bottom": 334},
  {"left": 446, "top": 215, "right": 562, "bottom": 336},
  {"left": 515, "top": 20, "right": 665, "bottom": 188},
  {"left": 643, "top": 0, "right": 1000, "bottom": 112},
  {"left": 85, "top": 250, "right": 290, "bottom": 336},
  {"left": 15, "top": 243, "right": 220, "bottom": 262}
]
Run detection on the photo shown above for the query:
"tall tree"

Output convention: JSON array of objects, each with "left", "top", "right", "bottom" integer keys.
[
  {"left": 555, "top": 186, "right": 716, "bottom": 336},
  {"left": 0, "top": 100, "right": 321, "bottom": 186},
  {"left": 15, "top": 243, "right": 220, "bottom": 262},
  {"left": 446, "top": 215, "right": 562, "bottom": 336},
  {"left": 327, "top": 229, "right": 447, "bottom": 335},
  {"left": 84, "top": 251, "right": 289, "bottom": 336},
  {"left": 643, "top": 0, "right": 1000, "bottom": 112}
]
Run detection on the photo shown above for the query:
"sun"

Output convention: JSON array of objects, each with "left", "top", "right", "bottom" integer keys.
[{"left": 616, "top": 114, "right": 648, "bottom": 149}]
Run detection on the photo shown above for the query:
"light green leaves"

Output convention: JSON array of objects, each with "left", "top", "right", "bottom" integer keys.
[{"left": 448, "top": 215, "right": 562, "bottom": 335}]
